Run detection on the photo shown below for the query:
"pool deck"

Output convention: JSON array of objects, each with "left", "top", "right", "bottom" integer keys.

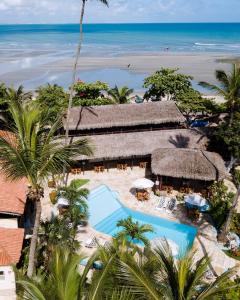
[{"left": 41, "top": 167, "right": 240, "bottom": 276}]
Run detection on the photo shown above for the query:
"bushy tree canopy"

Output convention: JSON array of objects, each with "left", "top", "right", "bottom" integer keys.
[
  {"left": 36, "top": 84, "right": 69, "bottom": 123},
  {"left": 143, "top": 68, "right": 193, "bottom": 101},
  {"left": 176, "top": 88, "right": 223, "bottom": 120},
  {"left": 216, "top": 112, "right": 240, "bottom": 161},
  {"left": 72, "top": 80, "right": 113, "bottom": 106}
]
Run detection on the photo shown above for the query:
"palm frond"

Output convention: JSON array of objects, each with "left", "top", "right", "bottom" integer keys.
[
  {"left": 116, "top": 257, "right": 161, "bottom": 300},
  {"left": 17, "top": 281, "right": 47, "bottom": 300}
]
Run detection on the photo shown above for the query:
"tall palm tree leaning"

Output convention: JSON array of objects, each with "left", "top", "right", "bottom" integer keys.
[
  {"left": 199, "top": 63, "right": 240, "bottom": 126},
  {"left": 64, "top": 0, "right": 109, "bottom": 176},
  {"left": 0, "top": 97, "right": 93, "bottom": 277},
  {"left": 108, "top": 85, "right": 134, "bottom": 104}
]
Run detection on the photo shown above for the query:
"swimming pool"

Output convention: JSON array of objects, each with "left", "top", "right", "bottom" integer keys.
[{"left": 88, "top": 185, "right": 197, "bottom": 254}]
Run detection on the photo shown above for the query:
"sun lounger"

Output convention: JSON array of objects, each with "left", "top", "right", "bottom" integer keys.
[
  {"left": 85, "top": 236, "right": 98, "bottom": 248},
  {"left": 166, "top": 198, "right": 177, "bottom": 213},
  {"left": 156, "top": 196, "right": 168, "bottom": 211}
]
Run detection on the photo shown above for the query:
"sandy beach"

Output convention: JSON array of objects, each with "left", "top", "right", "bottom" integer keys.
[{"left": 0, "top": 51, "right": 236, "bottom": 90}]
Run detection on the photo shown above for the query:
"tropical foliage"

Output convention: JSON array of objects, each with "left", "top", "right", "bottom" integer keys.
[
  {"left": 36, "top": 84, "right": 69, "bottom": 123},
  {"left": 108, "top": 85, "right": 133, "bottom": 104},
  {"left": 73, "top": 80, "right": 113, "bottom": 106},
  {"left": 176, "top": 88, "right": 222, "bottom": 121},
  {"left": 143, "top": 68, "right": 193, "bottom": 101},
  {"left": 116, "top": 216, "right": 154, "bottom": 246},
  {"left": 208, "top": 182, "right": 234, "bottom": 230},
  {"left": 17, "top": 241, "right": 237, "bottom": 299},
  {"left": 17, "top": 247, "right": 93, "bottom": 300},
  {"left": 0, "top": 96, "right": 93, "bottom": 277},
  {"left": 199, "top": 64, "right": 240, "bottom": 124},
  {"left": 0, "top": 85, "right": 32, "bottom": 126},
  {"left": 57, "top": 178, "right": 90, "bottom": 223}
]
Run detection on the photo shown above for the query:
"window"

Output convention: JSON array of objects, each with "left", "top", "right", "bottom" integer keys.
[{"left": 0, "top": 271, "right": 5, "bottom": 280}]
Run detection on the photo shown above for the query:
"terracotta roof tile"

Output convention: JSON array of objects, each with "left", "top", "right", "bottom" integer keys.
[
  {"left": 0, "top": 228, "right": 24, "bottom": 265},
  {"left": 0, "top": 174, "right": 27, "bottom": 215},
  {"left": 0, "top": 247, "right": 12, "bottom": 266},
  {"left": 0, "top": 130, "right": 28, "bottom": 215}
]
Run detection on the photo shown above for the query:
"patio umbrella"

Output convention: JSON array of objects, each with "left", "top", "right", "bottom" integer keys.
[
  {"left": 184, "top": 194, "right": 210, "bottom": 212},
  {"left": 150, "top": 238, "right": 179, "bottom": 256},
  {"left": 132, "top": 178, "right": 154, "bottom": 189},
  {"left": 57, "top": 196, "right": 69, "bottom": 206}
]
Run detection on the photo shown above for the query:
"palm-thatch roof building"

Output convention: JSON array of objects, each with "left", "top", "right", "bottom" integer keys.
[
  {"left": 75, "top": 129, "right": 207, "bottom": 162},
  {"left": 66, "top": 101, "right": 227, "bottom": 186},
  {"left": 63, "top": 101, "right": 186, "bottom": 135},
  {"left": 151, "top": 148, "right": 228, "bottom": 182}
]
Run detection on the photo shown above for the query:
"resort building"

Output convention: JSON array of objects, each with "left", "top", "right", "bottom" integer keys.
[
  {"left": 64, "top": 101, "right": 228, "bottom": 189},
  {"left": 0, "top": 174, "right": 28, "bottom": 229},
  {"left": 0, "top": 172, "right": 29, "bottom": 299},
  {"left": 64, "top": 101, "right": 186, "bottom": 136},
  {"left": 0, "top": 229, "right": 24, "bottom": 300}
]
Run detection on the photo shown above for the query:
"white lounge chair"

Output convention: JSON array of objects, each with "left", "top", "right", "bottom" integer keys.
[
  {"left": 156, "top": 196, "right": 168, "bottom": 211},
  {"left": 85, "top": 236, "right": 98, "bottom": 248},
  {"left": 166, "top": 198, "right": 177, "bottom": 213}
]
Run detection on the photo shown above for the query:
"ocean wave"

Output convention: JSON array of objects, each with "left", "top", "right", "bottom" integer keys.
[{"left": 194, "top": 43, "right": 217, "bottom": 46}]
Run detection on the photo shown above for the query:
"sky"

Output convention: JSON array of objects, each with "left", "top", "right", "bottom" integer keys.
[{"left": 0, "top": 0, "right": 240, "bottom": 24}]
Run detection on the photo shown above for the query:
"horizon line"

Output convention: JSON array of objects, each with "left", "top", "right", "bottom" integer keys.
[{"left": 0, "top": 21, "right": 240, "bottom": 26}]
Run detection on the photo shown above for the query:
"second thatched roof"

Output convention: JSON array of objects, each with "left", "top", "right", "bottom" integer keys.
[
  {"left": 63, "top": 101, "right": 186, "bottom": 131},
  {"left": 73, "top": 129, "right": 207, "bottom": 161},
  {"left": 151, "top": 148, "right": 228, "bottom": 181}
]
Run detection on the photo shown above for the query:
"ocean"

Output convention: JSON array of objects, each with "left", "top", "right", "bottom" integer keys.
[
  {"left": 0, "top": 23, "right": 239, "bottom": 90},
  {"left": 1, "top": 23, "right": 240, "bottom": 55}
]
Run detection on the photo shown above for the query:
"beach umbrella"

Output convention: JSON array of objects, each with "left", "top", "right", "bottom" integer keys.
[
  {"left": 132, "top": 178, "right": 154, "bottom": 189},
  {"left": 150, "top": 238, "right": 179, "bottom": 256},
  {"left": 184, "top": 194, "right": 210, "bottom": 212},
  {"left": 57, "top": 196, "right": 69, "bottom": 206}
]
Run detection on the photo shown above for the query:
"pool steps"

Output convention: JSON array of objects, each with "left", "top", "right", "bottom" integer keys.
[{"left": 94, "top": 207, "right": 127, "bottom": 234}]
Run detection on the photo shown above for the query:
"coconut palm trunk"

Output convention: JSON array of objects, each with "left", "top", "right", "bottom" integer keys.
[
  {"left": 63, "top": 0, "right": 109, "bottom": 183},
  {"left": 218, "top": 186, "right": 240, "bottom": 243},
  {"left": 64, "top": 0, "right": 86, "bottom": 148},
  {"left": 27, "top": 194, "right": 42, "bottom": 277}
]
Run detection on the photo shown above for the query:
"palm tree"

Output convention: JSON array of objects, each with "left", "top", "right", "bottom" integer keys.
[
  {"left": 0, "top": 85, "right": 32, "bottom": 126},
  {"left": 199, "top": 64, "right": 240, "bottom": 125},
  {"left": 57, "top": 178, "right": 89, "bottom": 223},
  {"left": 117, "top": 241, "right": 237, "bottom": 299},
  {"left": 0, "top": 97, "right": 93, "bottom": 277},
  {"left": 17, "top": 246, "right": 116, "bottom": 300},
  {"left": 64, "top": 0, "right": 109, "bottom": 157},
  {"left": 116, "top": 216, "right": 154, "bottom": 246},
  {"left": 5, "top": 85, "right": 32, "bottom": 104},
  {"left": 108, "top": 85, "right": 134, "bottom": 104}
]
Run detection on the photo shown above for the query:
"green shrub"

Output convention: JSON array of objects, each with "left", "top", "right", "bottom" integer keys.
[{"left": 208, "top": 182, "right": 234, "bottom": 229}]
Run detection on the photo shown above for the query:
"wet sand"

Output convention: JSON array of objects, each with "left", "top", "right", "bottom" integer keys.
[{"left": 0, "top": 51, "right": 236, "bottom": 89}]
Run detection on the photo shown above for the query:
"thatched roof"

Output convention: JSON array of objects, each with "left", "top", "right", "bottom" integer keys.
[
  {"left": 151, "top": 148, "right": 227, "bottom": 181},
  {"left": 73, "top": 129, "right": 207, "bottom": 161},
  {"left": 63, "top": 101, "right": 186, "bottom": 130}
]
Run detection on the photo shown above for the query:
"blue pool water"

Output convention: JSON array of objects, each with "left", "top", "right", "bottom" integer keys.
[{"left": 88, "top": 185, "right": 197, "bottom": 254}]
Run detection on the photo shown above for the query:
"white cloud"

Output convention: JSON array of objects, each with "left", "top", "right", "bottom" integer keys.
[{"left": 0, "top": 0, "right": 239, "bottom": 23}]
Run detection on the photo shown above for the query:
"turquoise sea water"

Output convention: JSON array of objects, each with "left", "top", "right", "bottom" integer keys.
[
  {"left": 1, "top": 23, "right": 240, "bottom": 55},
  {"left": 88, "top": 185, "right": 197, "bottom": 254},
  {"left": 0, "top": 23, "right": 239, "bottom": 90}
]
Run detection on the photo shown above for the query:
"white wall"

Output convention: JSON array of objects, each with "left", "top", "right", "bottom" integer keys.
[
  {"left": 0, "top": 266, "right": 16, "bottom": 300},
  {"left": 0, "top": 219, "right": 18, "bottom": 229}
]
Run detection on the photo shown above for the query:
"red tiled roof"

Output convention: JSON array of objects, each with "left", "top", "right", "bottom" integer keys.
[
  {"left": 0, "top": 131, "right": 28, "bottom": 215},
  {"left": 0, "top": 247, "right": 12, "bottom": 266},
  {"left": 0, "top": 174, "right": 27, "bottom": 215},
  {"left": 0, "top": 228, "right": 24, "bottom": 265}
]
